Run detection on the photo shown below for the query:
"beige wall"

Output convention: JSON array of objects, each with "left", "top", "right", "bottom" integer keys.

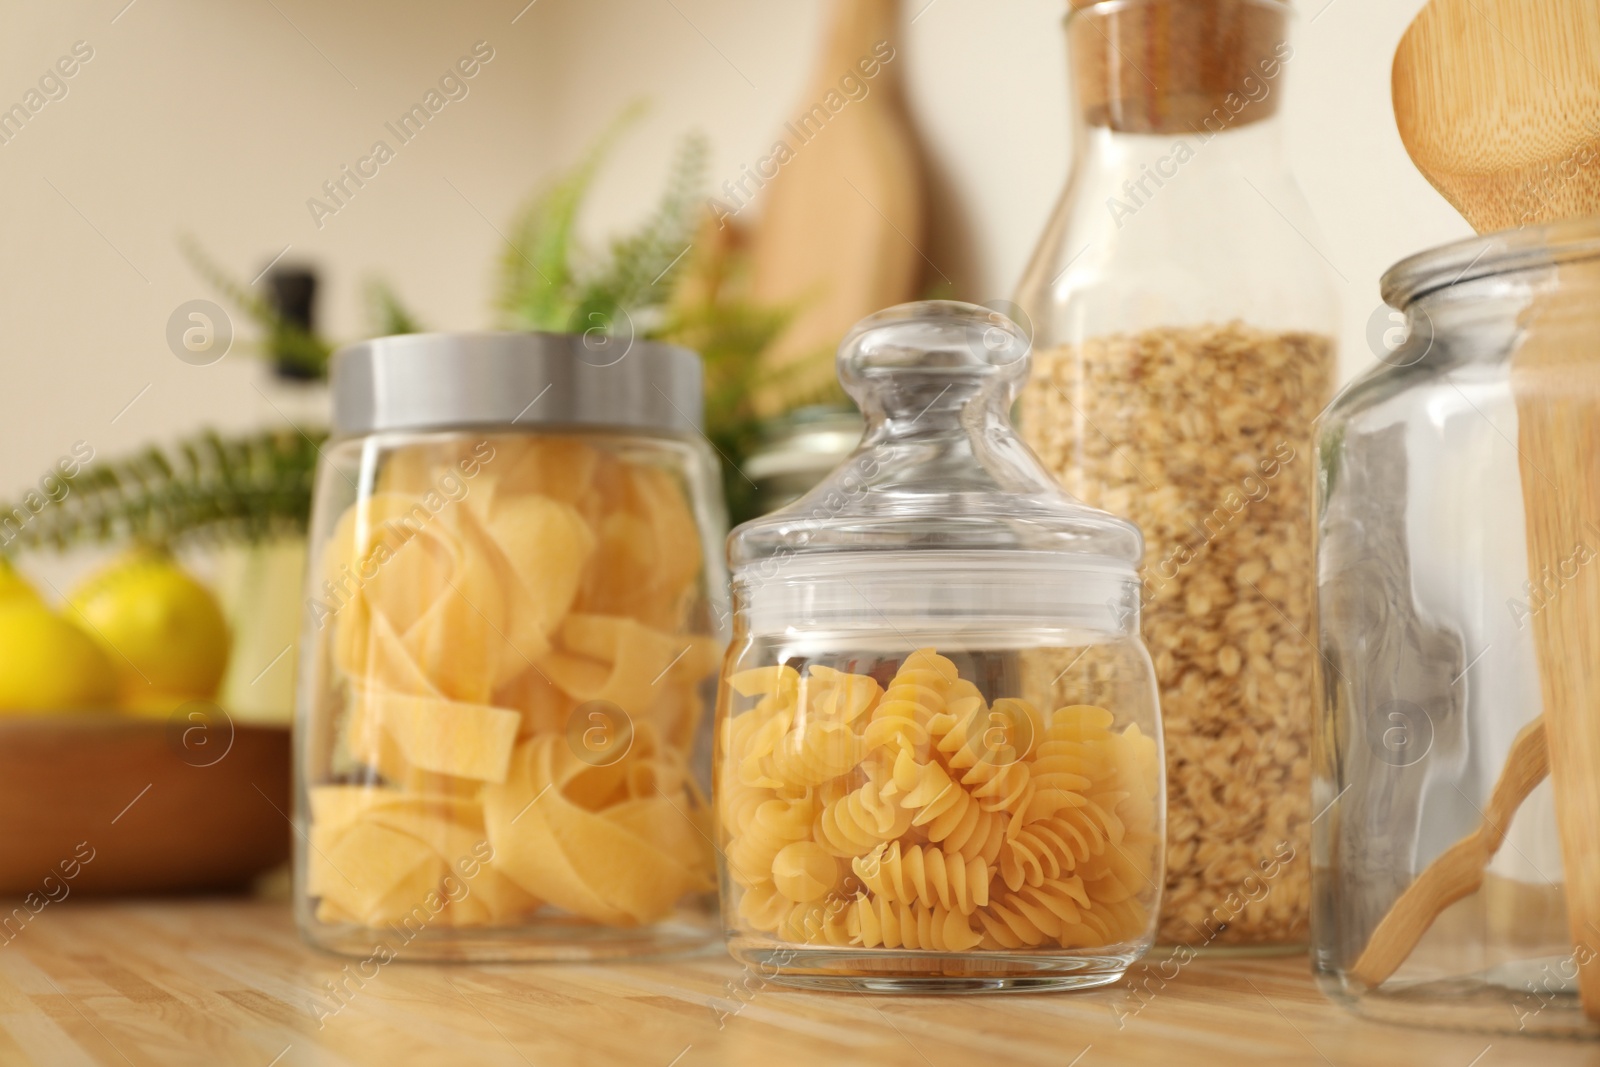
[{"left": 0, "top": 0, "right": 1466, "bottom": 507}]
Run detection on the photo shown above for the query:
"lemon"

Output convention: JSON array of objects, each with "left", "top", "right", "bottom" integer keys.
[
  {"left": 0, "top": 598, "right": 117, "bottom": 712},
  {"left": 0, "top": 555, "right": 41, "bottom": 604},
  {"left": 69, "top": 547, "right": 231, "bottom": 712}
]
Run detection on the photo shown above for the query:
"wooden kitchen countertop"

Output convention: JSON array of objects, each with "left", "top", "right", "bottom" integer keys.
[{"left": 0, "top": 898, "right": 1594, "bottom": 1066}]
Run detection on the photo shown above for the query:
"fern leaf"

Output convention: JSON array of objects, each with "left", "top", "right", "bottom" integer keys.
[
  {"left": 575, "top": 130, "right": 709, "bottom": 337},
  {"left": 366, "top": 277, "right": 425, "bottom": 335},
  {"left": 0, "top": 429, "right": 322, "bottom": 554},
  {"left": 495, "top": 100, "right": 649, "bottom": 332},
  {"left": 181, "top": 237, "right": 334, "bottom": 379}
]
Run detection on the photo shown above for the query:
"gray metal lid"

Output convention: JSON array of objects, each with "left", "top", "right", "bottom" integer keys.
[{"left": 330, "top": 331, "right": 703, "bottom": 437}]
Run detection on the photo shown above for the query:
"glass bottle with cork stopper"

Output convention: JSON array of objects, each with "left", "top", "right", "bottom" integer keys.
[{"left": 1014, "top": 0, "right": 1338, "bottom": 952}]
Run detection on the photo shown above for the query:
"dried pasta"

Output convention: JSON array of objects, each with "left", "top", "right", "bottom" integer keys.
[
  {"left": 308, "top": 436, "right": 719, "bottom": 931},
  {"left": 719, "top": 650, "right": 1160, "bottom": 952}
]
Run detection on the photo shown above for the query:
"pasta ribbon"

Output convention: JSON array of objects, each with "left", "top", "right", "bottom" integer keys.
[
  {"left": 308, "top": 436, "right": 719, "bottom": 932},
  {"left": 483, "top": 732, "right": 713, "bottom": 927}
]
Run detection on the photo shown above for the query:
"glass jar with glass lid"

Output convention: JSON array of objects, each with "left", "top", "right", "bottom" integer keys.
[{"left": 716, "top": 301, "right": 1164, "bottom": 991}]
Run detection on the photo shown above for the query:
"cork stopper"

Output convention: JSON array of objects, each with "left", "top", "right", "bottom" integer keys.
[{"left": 1067, "top": 0, "right": 1291, "bottom": 135}]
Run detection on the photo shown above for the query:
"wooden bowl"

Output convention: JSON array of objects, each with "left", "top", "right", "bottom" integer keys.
[{"left": 0, "top": 712, "right": 291, "bottom": 896}]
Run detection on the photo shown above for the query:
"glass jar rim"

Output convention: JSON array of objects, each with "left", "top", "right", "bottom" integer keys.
[
  {"left": 1065, "top": 0, "right": 1292, "bottom": 26},
  {"left": 1381, "top": 216, "right": 1600, "bottom": 309}
]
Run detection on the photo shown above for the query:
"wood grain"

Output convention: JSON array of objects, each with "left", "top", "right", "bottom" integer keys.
[
  {"left": 1393, "top": 0, "right": 1600, "bottom": 232},
  {"left": 749, "top": 0, "right": 924, "bottom": 415},
  {"left": 0, "top": 898, "right": 1588, "bottom": 1066},
  {"left": 0, "top": 716, "right": 290, "bottom": 896},
  {"left": 1067, "top": 0, "right": 1291, "bottom": 135},
  {"left": 1513, "top": 257, "right": 1600, "bottom": 1019},
  {"left": 1349, "top": 717, "right": 1549, "bottom": 987}
]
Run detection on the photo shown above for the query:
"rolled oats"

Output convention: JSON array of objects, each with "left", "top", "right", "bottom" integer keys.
[{"left": 1019, "top": 321, "right": 1334, "bottom": 947}]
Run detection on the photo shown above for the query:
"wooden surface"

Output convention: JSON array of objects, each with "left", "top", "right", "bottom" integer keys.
[{"left": 1, "top": 898, "right": 1597, "bottom": 1066}]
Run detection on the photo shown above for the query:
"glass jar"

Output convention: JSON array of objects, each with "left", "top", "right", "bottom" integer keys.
[
  {"left": 741, "top": 405, "right": 864, "bottom": 516},
  {"left": 295, "top": 333, "right": 728, "bottom": 961},
  {"left": 1014, "top": 0, "right": 1338, "bottom": 951},
  {"left": 1315, "top": 220, "right": 1600, "bottom": 1036},
  {"left": 715, "top": 301, "right": 1164, "bottom": 991}
]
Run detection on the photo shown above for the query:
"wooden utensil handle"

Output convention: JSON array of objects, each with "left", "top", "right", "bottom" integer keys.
[
  {"left": 1514, "top": 259, "right": 1600, "bottom": 1019},
  {"left": 1349, "top": 718, "right": 1548, "bottom": 987}
]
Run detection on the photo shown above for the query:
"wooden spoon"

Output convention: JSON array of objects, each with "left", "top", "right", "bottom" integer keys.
[
  {"left": 1387, "top": 0, "right": 1600, "bottom": 1014},
  {"left": 1349, "top": 718, "right": 1548, "bottom": 987},
  {"left": 1393, "top": 0, "right": 1600, "bottom": 233},
  {"left": 747, "top": 0, "right": 924, "bottom": 415},
  {"left": 1510, "top": 262, "right": 1600, "bottom": 1017}
]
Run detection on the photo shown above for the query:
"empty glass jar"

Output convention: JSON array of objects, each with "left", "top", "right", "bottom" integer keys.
[
  {"left": 1315, "top": 219, "right": 1600, "bottom": 1036},
  {"left": 295, "top": 332, "right": 727, "bottom": 961},
  {"left": 715, "top": 301, "right": 1164, "bottom": 991}
]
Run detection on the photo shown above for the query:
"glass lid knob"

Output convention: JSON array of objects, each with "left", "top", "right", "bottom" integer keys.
[{"left": 839, "top": 301, "right": 1031, "bottom": 424}]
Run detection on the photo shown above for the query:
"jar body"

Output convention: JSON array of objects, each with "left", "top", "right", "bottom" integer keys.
[
  {"left": 1015, "top": 0, "right": 1337, "bottom": 950},
  {"left": 1314, "top": 225, "right": 1600, "bottom": 1035},
  {"left": 295, "top": 427, "right": 727, "bottom": 960},
  {"left": 715, "top": 564, "right": 1164, "bottom": 991}
]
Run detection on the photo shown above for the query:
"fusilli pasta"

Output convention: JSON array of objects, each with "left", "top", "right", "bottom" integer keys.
[
  {"left": 717, "top": 650, "right": 1161, "bottom": 954},
  {"left": 852, "top": 841, "right": 992, "bottom": 914}
]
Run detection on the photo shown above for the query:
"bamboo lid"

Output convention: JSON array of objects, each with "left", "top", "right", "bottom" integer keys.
[{"left": 1068, "top": 0, "right": 1292, "bottom": 135}]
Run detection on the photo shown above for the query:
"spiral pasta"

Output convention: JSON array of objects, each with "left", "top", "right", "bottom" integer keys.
[
  {"left": 738, "top": 883, "right": 854, "bottom": 946},
  {"left": 718, "top": 650, "right": 1161, "bottom": 954},
  {"left": 815, "top": 769, "right": 914, "bottom": 857},
  {"left": 892, "top": 749, "right": 994, "bottom": 847},
  {"left": 850, "top": 895, "right": 985, "bottom": 952},
  {"left": 725, "top": 794, "right": 815, "bottom": 888},
  {"left": 852, "top": 842, "right": 992, "bottom": 914},
  {"left": 862, "top": 649, "right": 962, "bottom": 752}
]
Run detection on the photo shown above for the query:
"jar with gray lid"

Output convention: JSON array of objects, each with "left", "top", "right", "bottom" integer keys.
[{"left": 296, "top": 331, "right": 728, "bottom": 961}]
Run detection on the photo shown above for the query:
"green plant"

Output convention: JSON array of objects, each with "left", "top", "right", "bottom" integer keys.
[
  {"left": 181, "top": 238, "right": 335, "bottom": 380},
  {"left": 27, "top": 108, "right": 808, "bottom": 556},
  {"left": 493, "top": 108, "right": 820, "bottom": 524},
  {"left": 0, "top": 430, "right": 321, "bottom": 554},
  {"left": 366, "top": 278, "right": 425, "bottom": 336},
  {"left": 662, "top": 287, "right": 790, "bottom": 525},
  {"left": 495, "top": 104, "right": 705, "bottom": 339}
]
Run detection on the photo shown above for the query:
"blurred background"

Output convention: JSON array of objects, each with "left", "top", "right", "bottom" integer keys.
[
  {"left": 0, "top": 0, "right": 1462, "bottom": 721},
  {"left": 0, "top": 0, "right": 1474, "bottom": 899},
  {"left": 1, "top": 0, "right": 1462, "bottom": 489}
]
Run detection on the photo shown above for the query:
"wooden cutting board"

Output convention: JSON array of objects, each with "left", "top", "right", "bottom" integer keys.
[{"left": 749, "top": 0, "right": 925, "bottom": 415}]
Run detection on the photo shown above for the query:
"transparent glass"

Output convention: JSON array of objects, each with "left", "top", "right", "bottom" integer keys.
[
  {"left": 715, "top": 301, "right": 1165, "bottom": 991},
  {"left": 1014, "top": 0, "right": 1338, "bottom": 951},
  {"left": 295, "top": 428, "right": 728, "bottom": 961},
  {"left": 1315, "top": 219, "right": 1600, "bottom": 1036}
]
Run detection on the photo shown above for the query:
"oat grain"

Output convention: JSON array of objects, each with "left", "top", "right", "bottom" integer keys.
[{"left": 1020, "top": 321, "right": 1334, "bottom": 946}]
